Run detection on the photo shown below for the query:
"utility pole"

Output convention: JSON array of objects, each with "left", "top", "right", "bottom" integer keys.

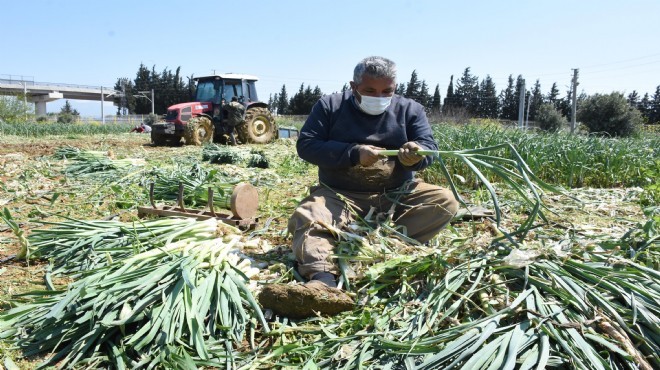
[
  {"left": 101, "top": 86, "right": 105, "bottom": 124},
  {"left": 22, "top": 81, "right": 28, "bottom": 121},
  {"left": 518, "top": 79, "right": 526, "bottom": 128},
  {"left": 570, "top": 68, "right": 579, "bottom": 134},
  {"left": 525, "top": 91, "right": 532, "bottom": 129},
  {"left": 23, "top": 82, "right": 27, "bottom": 108},
  {"left": 137, "top": 89, "right": 155, "bottom": 114},
  {"left": 121, "top": 81, "right": 127, "bottom": 116}
]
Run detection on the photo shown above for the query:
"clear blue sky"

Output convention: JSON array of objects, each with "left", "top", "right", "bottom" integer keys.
[{"left": 2, "top": 0, "right": 659, "bottom": 117}]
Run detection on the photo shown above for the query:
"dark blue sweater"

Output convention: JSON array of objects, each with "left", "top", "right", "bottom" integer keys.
[{"left": 297, "top": 90, "right": 438, "bottom": 191}]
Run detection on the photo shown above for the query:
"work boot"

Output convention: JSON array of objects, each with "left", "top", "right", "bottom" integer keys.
[
  {"left": 258, "top": 281, "right": 354, "bottom": 319},
  {"left": 310, "top": 271, "right": 337, "bottom": 288}
]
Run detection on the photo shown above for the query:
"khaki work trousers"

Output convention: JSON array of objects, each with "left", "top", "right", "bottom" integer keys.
[{"left": 288, "top": 180, "right": 459, "bottom": 280}]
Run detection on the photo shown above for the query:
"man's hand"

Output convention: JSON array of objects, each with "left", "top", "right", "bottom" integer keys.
[
  {"left": 357, "top": 144, "right": 385, "bottom": 166},
  {"left": 398, "top": 141, "right": 424, "bottom": 167}
]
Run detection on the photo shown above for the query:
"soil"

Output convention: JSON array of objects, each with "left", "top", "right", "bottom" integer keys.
[
  {"left": 258, "top": 281, "right": 354, "bottom": 319},
  {"left": 0, "top": 132, "right": 651, "bottom": 368},
  {"left": 0, "top": 137, "right": 144, "bottom": 157}
]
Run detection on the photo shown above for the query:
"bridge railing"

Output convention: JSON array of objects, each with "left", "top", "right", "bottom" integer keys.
[
  {"left": 0, "top": 74, "right": 34, "bottom": 83},
  {"left": 0, "top": 75, "right": 112, "bottom": 90}
]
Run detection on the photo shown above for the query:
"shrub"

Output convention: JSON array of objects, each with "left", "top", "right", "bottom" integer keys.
[
  {"left": 0, "top": 94, "right": 33, "bottom": 124},
  {"left": 639, "top": 159, "right": 660, "bottom": 207},
  {"left": 535, "top": 103, "right": 567, "bottom": 132},
  {"left": 36, "top": 116, "right": 49, "bottom": 123},
  {"left": 57, "top": 113, "right": 77, "bottom": 124},
  {"left": 143, "top": 113, "right": 160, "bottom": 126},
  {"left": 577, "top": 92, "right": 642, "bottom": 137}
]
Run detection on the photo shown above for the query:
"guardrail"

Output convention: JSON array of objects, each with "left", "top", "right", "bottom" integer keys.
[
  {"left": 0, "top": 75, "right": 112, "bottom": 90},
  {"left": 0, "top": 74, "right": 34, "bottom": 83}
]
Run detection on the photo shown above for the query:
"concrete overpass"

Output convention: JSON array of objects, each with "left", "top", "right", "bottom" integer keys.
[{"left": 0, "top": 75, "right": 118, "bottom": 116}]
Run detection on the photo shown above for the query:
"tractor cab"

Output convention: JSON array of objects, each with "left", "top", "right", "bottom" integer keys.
[{"left": 194, "top": 74, "right": 259, "bottom": 105}]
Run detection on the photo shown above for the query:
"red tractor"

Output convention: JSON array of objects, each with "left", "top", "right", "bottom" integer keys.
[{"left": 150, "top": 73, "right": 278, "bottom": 146}]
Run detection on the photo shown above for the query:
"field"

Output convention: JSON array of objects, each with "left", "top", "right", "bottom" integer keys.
[{"left": 0, "top": 121, "right": 658, "bottom": 369}]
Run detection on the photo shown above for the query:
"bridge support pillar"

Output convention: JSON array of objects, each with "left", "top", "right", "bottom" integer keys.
[
  {"left": 28, "top": 92, "right": 64, "bottom": 116},
  {"left": 35, "top": 101, "right": 48, "bottom": 116}
]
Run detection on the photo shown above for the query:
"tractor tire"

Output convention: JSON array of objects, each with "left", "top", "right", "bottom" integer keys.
[
  {"left": 151, "top": 131, "right": 168, "bottom": 146},
  {"left": 184, "top": 116, "right": 214, "bottom": 146},
  {"left": 237, "top": 107, "right": 277, "bottom": 144}
]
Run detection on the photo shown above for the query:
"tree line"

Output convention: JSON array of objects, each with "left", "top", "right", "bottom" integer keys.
[
  {"left": 113, "top": 63, "right": 191, "bottom": 115},
  {"left": 267, "top": 67, "right": 659, "bottom": 126},
  {"left": 112, "top": 64, "right": 660, "bottom": 126}
]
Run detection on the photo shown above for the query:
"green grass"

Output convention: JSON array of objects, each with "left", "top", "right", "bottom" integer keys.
[
  {"left": 0, "top": 117, "right": 307, "bottom": 138},
  {"left": 0, "top": 122, "right": 134, "bottom": 137},
  {"left": 429, "top": 123, "right": 660, "bottom": 189},
  {"left": 273, "top": 115, "right": 306, "bottom": 130}
]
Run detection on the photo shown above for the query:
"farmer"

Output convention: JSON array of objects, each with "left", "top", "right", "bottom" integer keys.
[
  {"left": 223, "top": 96, "right": 245, "bottom": 145},
  {"left": 259, "top": 56, "right": 458, "bottom": 318},
  {"left": 130, "top": 122, "right": 152, "bottom": 133}
]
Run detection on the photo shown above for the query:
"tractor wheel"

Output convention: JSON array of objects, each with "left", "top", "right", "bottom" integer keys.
[
  {"left": 151, "top": 132, "right": 168, "bottom": 146},
  {"left": 237, "top": 107, "right": 277, "bottom": 144},
  {"left": 184, "top": 116, "right": 214, "bottom": 146}
]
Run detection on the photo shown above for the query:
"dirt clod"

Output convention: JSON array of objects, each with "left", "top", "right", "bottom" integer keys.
[{"left": 258, "top": 281, "right": 354, "bottom": 319}]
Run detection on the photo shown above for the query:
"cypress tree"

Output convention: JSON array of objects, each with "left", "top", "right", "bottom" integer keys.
[
  {"left": 639, "top": 93, "right": 651, "bottom": 119},
  {"left": 396, "top": 83, "right": 406, "bottom": 96},
  {"left": 419, "top": 80, "right": 430, "bottom": 109},
  {"left": 173, "top": 67, "right": 188, "bottom": 110},
  {"left": 547, "top": 82, "right": 560, "bottom": 110},
  {"left": 443, "top": 75, "right": 456, "bottom": 114},
  {"left": 627, "top": 91, "right": 640, "bottom": 108},
  {"left": 277, "top": 85, "right": 289, "bottom": 115},
  {"left": 649, "top": 85, "right": 660, "bottom": 124},
  {"left": 113, "top": 78, "right": 135, "bottom": 115},
  {"left": 298, "top": 85, "right": 322, "bottom": 113},
  {"left": 499, "top": 75, "right": 517, "bottom": 120},
  {"left": 133, "top": 63, "right": 152, "bottom": 114},
  {"left": 455, "top": 67, "right": 479, "bottom": 114},
  {"left": 431, "top": 84, "right": 441, "bottom": 113},
  {"left": 557, "top": 88, "right": 573, "bottom": 118},
  {"left": 288, "top": 84, "right": 307, "bottom": 115},
  {"left": 529, "top": 80, "right": 544, "bottom": 121},
  {"left": 57, "top": 100, "right": 80, "bottom": 123},
  {"left": 268, "top": 93, "right": 276, "bottom": 110},
  {"left": 405, "top": 70, "right": 421, "bottom": 101},
  {"left": 478, "top": 75, "right": 498, "bottom": 118},
  {"left": 60, "top": 100, "right": 79, "bottom": 116}
]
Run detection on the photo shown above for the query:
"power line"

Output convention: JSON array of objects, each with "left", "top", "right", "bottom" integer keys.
[
  {"left": 580, "top": 60, "right": 660, "bottom": 75},
  {"left": 259, "top": 75, "right": 345, "bottom": 84},
  {"left": 580, "top": 52, "right": 660, "bottom": 69},
  {"left": 461, "top": 54, "right": 660, "bottom": 83}
]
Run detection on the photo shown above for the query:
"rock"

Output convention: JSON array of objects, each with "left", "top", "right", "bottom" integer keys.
[{"left": 258, "top": 281, "right": 354, "bottom": 319}]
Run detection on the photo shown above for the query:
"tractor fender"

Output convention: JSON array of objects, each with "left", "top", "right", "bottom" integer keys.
[
  {"left": 191, "top": 113, "right": 216, "bottom": 128},
  {"left": 246, "top": 102, "right": 269, "bottom": 110},
  {"left": 192, "top": 113, "right": 213, "bottom": 121}
]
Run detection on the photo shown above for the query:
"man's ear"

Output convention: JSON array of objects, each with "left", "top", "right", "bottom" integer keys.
[{"left": 349, "top": 81, "right": 357, "bottom": 90}]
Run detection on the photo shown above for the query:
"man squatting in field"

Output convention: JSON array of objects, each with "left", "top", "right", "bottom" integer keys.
[{"left": 279, "top": 56, "right": 458, "bottom": 314}]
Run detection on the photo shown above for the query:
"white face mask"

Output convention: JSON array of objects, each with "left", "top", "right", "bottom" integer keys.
[{"left": 356, "top": 92, "right": 392, "bottom": 115}]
